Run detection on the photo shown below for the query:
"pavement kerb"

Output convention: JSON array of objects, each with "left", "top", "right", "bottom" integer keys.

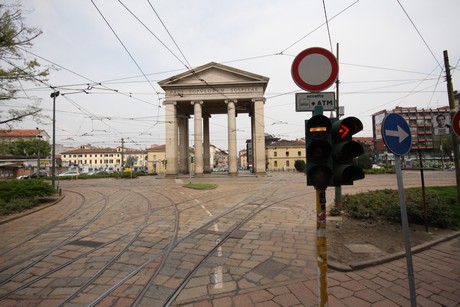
[
  {"left": 328, "top": 231, "right": 460, "bottom": 272},
  {"left": 0, "top": 194, "right": 66, "bottom": 225}
]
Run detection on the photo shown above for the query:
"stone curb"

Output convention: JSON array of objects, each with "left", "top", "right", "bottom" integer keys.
[{"left": 328, "top": 231, "right": 460, "bottom": 272}]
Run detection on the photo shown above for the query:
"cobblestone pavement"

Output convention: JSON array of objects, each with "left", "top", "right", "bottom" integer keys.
[{"left": 0, "top": 170, "right": 458, "bottom": 306}]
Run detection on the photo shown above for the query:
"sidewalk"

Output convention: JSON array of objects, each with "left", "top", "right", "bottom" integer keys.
[{"left": 182, "top": 234, "right": 460, "bottom": 306}]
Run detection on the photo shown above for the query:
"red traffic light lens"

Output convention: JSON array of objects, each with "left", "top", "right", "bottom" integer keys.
[{"left": 332, "top": 117, "right": 363, "bottom": 140}]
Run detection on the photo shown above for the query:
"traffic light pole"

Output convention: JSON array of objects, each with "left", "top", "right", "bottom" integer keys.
[
  {"left": 316, "top": 188, "right": 328, "bottom": 306},
  {"left": 335, "top": 43, "right": 342, "bottom": 210}
]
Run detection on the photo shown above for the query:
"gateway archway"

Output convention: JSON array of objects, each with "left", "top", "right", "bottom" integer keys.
[{"left": 158, "top": 62, "right": 269, "bottom": 176}]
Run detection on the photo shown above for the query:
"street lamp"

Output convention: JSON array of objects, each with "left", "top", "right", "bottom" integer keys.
[
  {"left": 50, "top": 90, "right": 60, "bottom": 189},
  {"left": 36, "top": 127, "right": 43, "bottom": 176}
]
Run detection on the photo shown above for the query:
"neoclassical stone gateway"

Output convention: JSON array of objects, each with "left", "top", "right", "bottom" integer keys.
[{"left": 158, "top": 62, "right": 269, "bottom": 176}]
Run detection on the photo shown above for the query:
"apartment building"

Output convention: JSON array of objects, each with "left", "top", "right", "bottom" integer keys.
[
  {"left": 372, "top": 106, "right": 453, "bottom": 166},
  {"left": 60, "top": 145, "right": 148, "bottom": 173},
  {"left": 266, "top": 139, "right": 306, "bottom": 171}
]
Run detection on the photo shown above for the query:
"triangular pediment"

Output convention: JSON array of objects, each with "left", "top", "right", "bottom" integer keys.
[{"left": 158, "top": 62, "right": 269, "bottom": 90}]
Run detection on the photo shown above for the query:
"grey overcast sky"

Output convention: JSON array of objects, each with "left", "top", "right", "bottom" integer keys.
[{"left": 2, "top": 0, "right": 459, "bottom": 151}]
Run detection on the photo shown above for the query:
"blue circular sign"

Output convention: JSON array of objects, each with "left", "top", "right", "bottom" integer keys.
[{"left": 381, "top": 113, "right": 412, "bottom": 156}]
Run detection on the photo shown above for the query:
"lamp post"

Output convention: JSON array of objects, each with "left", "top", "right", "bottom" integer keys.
[
  {"left": 36, "top": 128, "right": 43, "bottom": 176},
  {"left": 50, "top": 90, "right": 60, "bottom": 189}
]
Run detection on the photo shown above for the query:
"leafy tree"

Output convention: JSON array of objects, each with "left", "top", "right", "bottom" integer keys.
[
  {"left": 356, "top": 154, "right": 373, "bottom": 169},
  {"left": 1, "top": 138, "right": 50, "bottom": 156},
  {"left": 0, "top": 3, "right": 49, "bottom": 126}
]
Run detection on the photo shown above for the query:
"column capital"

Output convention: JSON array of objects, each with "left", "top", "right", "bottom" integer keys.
[
  {"left": 252, "top": 97, "right": 266, "bottom": 103},
  {"left": 225, "top": 99, "right": 238, "bottom": 105},
  {"left": 191, "top": 101, "right": 203, "bottom": 105}
]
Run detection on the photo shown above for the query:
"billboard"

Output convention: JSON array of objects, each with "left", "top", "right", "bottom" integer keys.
[
  {"left": 433, "top": 113, "right": 451, "bottom": 135},
  {"left": 374, "top": 112, "right": 386, "bottom": 140}
]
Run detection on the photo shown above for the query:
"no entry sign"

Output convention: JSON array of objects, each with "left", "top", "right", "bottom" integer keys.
[
  {"left": 453, "top": 110, "right": 460, "bottom": 137},
  {"left": 291, "top": 47, "right": 338, "bottom": 92}
]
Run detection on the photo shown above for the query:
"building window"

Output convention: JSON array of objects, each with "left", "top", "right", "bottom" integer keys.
[
  {"left": 274, "top": 152, "right": 277, "bottom": 157},
  {"left": 286, "top": 161, "right": 290, "bottom": 167},
  {"left": 298, "top": 151, "right": 301, "bottom": 156},
  {"left": 274, "top": 161, "right": 278, "bottom": 167},
  {"left": 286, "top": 151, "right": 289, "bottom": 157}
]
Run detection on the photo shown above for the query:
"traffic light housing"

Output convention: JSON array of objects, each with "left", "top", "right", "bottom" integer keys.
[
  {"left": 305, "top": 115, "right": 333, "bottom": 189},
  {"left": 331, "top": 116, "right": 365, "bottom": 185}
]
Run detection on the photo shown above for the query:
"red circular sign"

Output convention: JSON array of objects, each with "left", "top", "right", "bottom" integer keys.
[
  {"left": 453, "top": 110, "right": 460, "bottom": 137},
  {"left": 291, "top": 47, "right": 338, "bottom": 92}
]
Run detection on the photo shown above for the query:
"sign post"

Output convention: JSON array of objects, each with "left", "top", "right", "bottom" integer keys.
[
  {"left": 293, "top": 48, "right": 338, "bottom": 307},
  {"left": 382, "top": 113, "right": 416, "bottom": 307}
]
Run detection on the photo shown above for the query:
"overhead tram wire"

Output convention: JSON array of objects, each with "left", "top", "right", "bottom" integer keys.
[
  {"left": 117, "top": 0, "right": 191, "bottom": 71},
  {"left": 90, "top": 0, "right": 162, "bottom": 108},
  {"left": 396, "top": 0, "right": 441, "bottom": 69},
  {"left": 322, "top": 0, "right": 334, "bottom": 52},
  {"left": 20, "top": 47, "right": 161, "bottom": 108},
  {"left": 280, "top": 0, "right": 359, "bottom": 54},
  {"left": 146, "top": 0, "right": 193, "bottom": 70}
]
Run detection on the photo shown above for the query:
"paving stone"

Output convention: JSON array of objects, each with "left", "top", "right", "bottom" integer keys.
[{"left": 253, "top": 259, "right": 286, "bottom": 279}]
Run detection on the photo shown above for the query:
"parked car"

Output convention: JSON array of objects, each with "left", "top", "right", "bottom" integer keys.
[
  {"left": 17, "top": 171, "right": 48, "bottom": 179},
  {"left": 57, "top": 171, "right": 79, "bottom": 177}
]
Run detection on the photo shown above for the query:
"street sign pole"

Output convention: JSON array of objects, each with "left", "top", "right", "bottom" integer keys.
[
  {"left": 382, "top": 113, "right": 416, "bottom": 307},
  {"left": 316, "top": 188, "right": 328, "bottom": 307},
  {"left": 394, "top": 156, "right": 416, "bottom": 307}
]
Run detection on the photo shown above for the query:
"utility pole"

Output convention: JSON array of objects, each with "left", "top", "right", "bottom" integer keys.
[
  {"left": 121, "top": 138, "right": 125, "bottom": 171},
  {"left": 443, "top": 50, "right": 460, "bottom": 204},
  {"left": 335, "top": 42, "right": 342, "bottom": 209},
  {"left": 50, "top": 90, "right": 60, "bottom": 189}
]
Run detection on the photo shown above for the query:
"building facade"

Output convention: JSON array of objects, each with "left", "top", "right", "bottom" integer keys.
[
  {"left": 266, "top": 139, "right": 306, "bottom": 171},
  {"left": 372, "top": 106, "right": 455, "bottom": 167},
  {"left": 60, "top": 145, "right": 148, "bottom": 173}
]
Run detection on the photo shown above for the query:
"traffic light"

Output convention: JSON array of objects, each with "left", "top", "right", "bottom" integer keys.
[
  {"left": 331, "top": 116, "right": 365, "bottom": 185},
  {"left": 305, "top": 115, "right": 333, "bottom": 189}
]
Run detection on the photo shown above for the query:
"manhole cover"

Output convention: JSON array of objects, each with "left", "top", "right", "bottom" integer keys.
[{"left": 229, "top": 230, "right": 248, "bottom": 239}]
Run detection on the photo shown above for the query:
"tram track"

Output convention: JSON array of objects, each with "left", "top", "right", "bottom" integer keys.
[{"left": 0, "top": 176, "right": 314, "bottom": 306}]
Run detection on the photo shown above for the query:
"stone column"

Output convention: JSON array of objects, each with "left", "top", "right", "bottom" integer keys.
[
  {"left": 178, "top": 115, "right": 189, "bottom": 174},
  {"left": 192, "top": 101, "right": 204, "bottom": 175},
  {"left": 164, "top": 101, "right": 178, "bottom": 176},
  {"left": 226, "top": 99, "right": 238, "bottom": 175},
  {"left": 252, "top": 97, "right": 266, "bottom": 175},
  {"left": 203, "top": 114, "right": 211, "bottom": 173}
]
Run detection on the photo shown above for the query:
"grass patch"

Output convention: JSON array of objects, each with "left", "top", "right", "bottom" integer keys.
[
  {"left": 0, "top": 180, "right": 56, "bottom": 216},
  {"left": 341, "top": 185, "right": 459, "bottom": 229},
  {"left": 183, "top": 183, "right": 217, "bottom": 190}
]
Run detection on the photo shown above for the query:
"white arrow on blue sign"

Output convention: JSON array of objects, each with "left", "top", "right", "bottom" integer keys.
[{"left": 381, "top": 113, "right": 412, "bottom": 156}]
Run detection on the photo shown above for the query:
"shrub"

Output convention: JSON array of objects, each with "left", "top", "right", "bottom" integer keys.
[
  {"left": 0, "top": 180, "right": 56, "bottom": 215},
  {"left": 342, "top": 187, "right": 454, "bottom": 228},
  {"left": 294, "top": 160, "right": 306, "bottom": 172},
  {"left": 0, "top": 180, "right": 55, "bottom": 200}
]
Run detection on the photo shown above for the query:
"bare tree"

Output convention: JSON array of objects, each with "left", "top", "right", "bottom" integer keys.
[{"left": 0, "top": 2, "right": 49, "bottom": 126}]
